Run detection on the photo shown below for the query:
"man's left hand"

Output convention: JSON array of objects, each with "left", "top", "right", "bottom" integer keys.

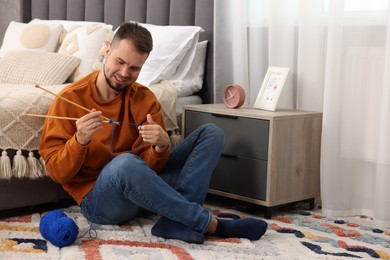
[{"left": 138, "top": 114, "right": 170, "bottom": 152}]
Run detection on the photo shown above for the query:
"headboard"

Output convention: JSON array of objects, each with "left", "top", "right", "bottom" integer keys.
[{"left": 19, "top": 0, "right": 214, "bottom": 104}]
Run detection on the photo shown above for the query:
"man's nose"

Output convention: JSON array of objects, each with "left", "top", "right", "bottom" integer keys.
[{"left": 119, "top": 65, "right": 130, "bottom": 77}]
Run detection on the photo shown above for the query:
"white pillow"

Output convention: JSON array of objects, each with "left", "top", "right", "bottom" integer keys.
[
  {"left": 165, "top": 32, "right": 200, "bottom": 82},
  {"left": 130, "top": 22, "right": 203, "bottom": 86},
  {"left": 58, "top": 24, "right": 114, "bottom": 82},
  {"left": 172, "top": 41, "right": 208, "bottom": 97},
  {"left": 0, "top": 21, "right": 64, "bottom": 58}
]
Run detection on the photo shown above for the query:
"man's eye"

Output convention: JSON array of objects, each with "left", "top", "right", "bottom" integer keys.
[{"left": 130, "top": 67, "right": 140, "bottom": 72}]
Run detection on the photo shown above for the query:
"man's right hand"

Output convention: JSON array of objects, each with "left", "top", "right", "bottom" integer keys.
[{"left": 75, "top": 109, "right": 103, "bottom": 145}]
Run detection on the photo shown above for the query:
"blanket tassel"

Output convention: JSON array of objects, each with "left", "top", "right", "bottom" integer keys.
[
  {"left": 12, "top": 150, "right": 28, "bottom": 178},
  {"left": 170, "top": 133, "right": 182, "bottom": 147},
  {"left": 0, "top": 150, "right": 12, "bottom": 179},
  {"left": 27, "top": 151, "right": 44, "bottom": 179},
  {"left": 39, "top": 157, "right": 49, "bottom": 177}
]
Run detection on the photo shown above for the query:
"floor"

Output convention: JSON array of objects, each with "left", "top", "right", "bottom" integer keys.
[{"left": 204, "top": 193, "right": 322, "bottom": 219}]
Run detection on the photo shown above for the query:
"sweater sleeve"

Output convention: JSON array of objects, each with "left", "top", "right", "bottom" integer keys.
[
  {"left": 39, "top": 95, "right": 89, "bottom": 184},
  {"left": 129, "top": 86, "right": 170, "bottom": 173}
]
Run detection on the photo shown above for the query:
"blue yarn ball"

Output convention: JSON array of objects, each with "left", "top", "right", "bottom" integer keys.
[{"left": 39, "top": 210, "right": 79, "bottom": 248}]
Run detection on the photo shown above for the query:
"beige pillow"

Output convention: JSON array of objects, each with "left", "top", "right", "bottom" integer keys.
[
  {"left": 0, "top": 50, "right": 81, "bottom": 85},
  {"left": 58, "top": 24, "right": 113, "bottom": 82},
  {"left": 0, "top": 21, "right": 64, "bottom": 58}
]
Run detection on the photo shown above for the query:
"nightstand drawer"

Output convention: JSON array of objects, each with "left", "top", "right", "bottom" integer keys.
[
  {"left": 210, "top": 156, "right": 267, "bottom": 201},
  {"left": 185, "top": 110, "right": 269, "bottom": 160}
]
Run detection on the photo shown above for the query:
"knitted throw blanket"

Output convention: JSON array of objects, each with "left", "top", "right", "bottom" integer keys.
[
  {"left": 148, "top": 80, "right": 181, "bottom": 146},
  {"left": 0, "top": 84, "right": 66, "bottom": 180}
]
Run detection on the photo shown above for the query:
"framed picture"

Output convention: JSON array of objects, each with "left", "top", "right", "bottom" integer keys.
[{"left": 253, "top": 67, "right": 290, "bottom": 111}]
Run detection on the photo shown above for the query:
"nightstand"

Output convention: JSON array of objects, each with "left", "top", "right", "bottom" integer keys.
[{"left": 182, "top": 104, "right": 322, "bottom": 218}]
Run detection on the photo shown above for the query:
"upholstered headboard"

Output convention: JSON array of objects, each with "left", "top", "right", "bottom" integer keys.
[{"left": 19, "top": 0, "right": 214, "bottom": 104}]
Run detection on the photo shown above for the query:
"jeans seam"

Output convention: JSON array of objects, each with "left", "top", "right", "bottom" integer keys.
[{"left": 179, "top": 150, "right": 195, "bottom": 192}]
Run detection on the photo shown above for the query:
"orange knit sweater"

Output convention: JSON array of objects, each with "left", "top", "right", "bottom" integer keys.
[{"left": 39, "top": 71, "right": 170, "bottom": 205}]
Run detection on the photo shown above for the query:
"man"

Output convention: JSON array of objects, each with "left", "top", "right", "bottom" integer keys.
[{"left": 39, "top": 22, "right": 267, "bottom": 244}]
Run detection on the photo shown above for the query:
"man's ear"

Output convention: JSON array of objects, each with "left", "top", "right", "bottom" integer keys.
[{"left": 104, "top": 43, "right": 112, "bottom": 59}]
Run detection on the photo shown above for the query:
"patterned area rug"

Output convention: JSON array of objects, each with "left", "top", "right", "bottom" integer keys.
[{"left": 0, "top": 201, "right": 389, "bottom": 259}]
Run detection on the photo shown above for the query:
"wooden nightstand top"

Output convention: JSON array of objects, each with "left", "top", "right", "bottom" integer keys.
[{"left": 183, "top": 103, "right": 322, "bottom": 121}]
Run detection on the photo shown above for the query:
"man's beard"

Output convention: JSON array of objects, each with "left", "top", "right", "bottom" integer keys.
[{"left": 103, "top": 64, "right": 128, "bottom": 92}]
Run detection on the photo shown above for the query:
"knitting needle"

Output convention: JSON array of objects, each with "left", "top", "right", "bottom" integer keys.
[
  {"left": 34, "top": 84, "right": 120, "bottom": 125},
  {"left": 22, "top": 113, "right": 112, "bottom": 124}
]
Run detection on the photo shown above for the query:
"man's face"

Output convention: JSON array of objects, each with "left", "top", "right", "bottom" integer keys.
[{"left": 103, "top": 39, "right": 148, "bottom": 91}]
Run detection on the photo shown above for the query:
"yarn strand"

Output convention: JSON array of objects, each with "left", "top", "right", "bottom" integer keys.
[{"left": 78, "top": 119, "right": 144, "bottom": 240}]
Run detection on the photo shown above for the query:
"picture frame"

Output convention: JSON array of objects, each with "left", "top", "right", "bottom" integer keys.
[{"left": 253, "top": 67, "right": 290, "bottom": 111}]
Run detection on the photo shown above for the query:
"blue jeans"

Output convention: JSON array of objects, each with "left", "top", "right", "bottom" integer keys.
[{"left": 80, "top": 123, "right": 224, "bottom": 234}]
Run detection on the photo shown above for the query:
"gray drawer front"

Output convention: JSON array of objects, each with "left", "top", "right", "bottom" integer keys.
[
  {"left": 210, "top": 156, "right": 267, "bottom": 201},
  {"left": 185, "top": 110, "right": 269, "bottom": 160}
]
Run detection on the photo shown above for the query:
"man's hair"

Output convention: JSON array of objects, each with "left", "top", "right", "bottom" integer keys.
[{"left": 111, "top": 22, "right": 153, "bottom": 55}]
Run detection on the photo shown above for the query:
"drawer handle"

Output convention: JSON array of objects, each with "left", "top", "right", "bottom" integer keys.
[
  {"left": 222, "top": 153, "right": 238, "bottom": 159},
  {"left": 211, "top": 113, "right": 238, "bottom": 119}
]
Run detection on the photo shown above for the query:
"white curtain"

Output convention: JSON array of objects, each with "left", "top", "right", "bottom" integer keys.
[{"left": 215, "top": 0, "right": 390, "bottom": 227}]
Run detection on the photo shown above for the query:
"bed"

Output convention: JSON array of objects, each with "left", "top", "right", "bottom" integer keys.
[{"left": 0, "top": 0, "right": 214, "bottom": 213}]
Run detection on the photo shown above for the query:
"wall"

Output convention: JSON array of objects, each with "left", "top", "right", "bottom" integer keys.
[{"left": 0, "top": 0, "right": 21, "bottom": 45}]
